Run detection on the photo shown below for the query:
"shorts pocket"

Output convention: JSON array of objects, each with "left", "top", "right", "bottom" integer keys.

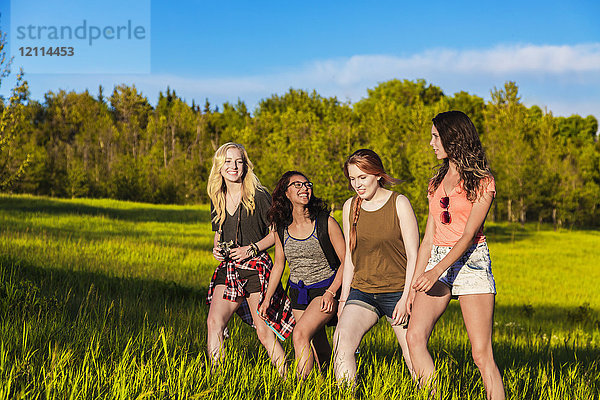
[
  {"left": 464, "top": 259, "right": 486, "bottom": 271},
  {"left": 465, "top": 246, "right": 490, "bottom": 270}
]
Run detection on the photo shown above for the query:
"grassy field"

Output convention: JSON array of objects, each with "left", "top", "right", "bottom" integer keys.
[{"left": 0, "top": 194, "right": 599, "bottom": 399}]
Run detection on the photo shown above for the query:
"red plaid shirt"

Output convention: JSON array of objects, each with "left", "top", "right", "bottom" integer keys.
[{"left": 206, "top": 252, "right": 296, "bottom": 339}]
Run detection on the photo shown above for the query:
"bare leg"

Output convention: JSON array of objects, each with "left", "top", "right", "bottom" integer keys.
[
  {"left": 459, "top": 294, "right": 505, "bottom": 400},
  {"left": 389, "top": 321, "right": 415, "bottom": 378},
  {"left": 246, "top": 292, "right": 288, "bottom": 377},
  {"left": 332, "top": 304, "right": 379, "bottom": 384},
  {"left": 311, "top": 325, "right": 332, "bottom": 372},
  {"left": 291, "top": 297, "right": 335, "bottom": 379},
  {"left": 206, "top": 285, "right": 242, "bottom": 365},
  {"left": 406, "top": 282, "right": 452, "bottom": 389}
]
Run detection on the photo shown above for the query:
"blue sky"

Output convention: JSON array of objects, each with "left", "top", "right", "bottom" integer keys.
[{"left": 1, "top": 0, "right": 599, "bottom": 118}]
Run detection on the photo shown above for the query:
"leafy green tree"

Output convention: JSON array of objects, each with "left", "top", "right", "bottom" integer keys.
[
  {"left": 556, "top": 114, "right": 598, "bottom": 143},
  {"left": 0, "top": 31, "right": 31, "bottom": 190},
  {"left": 354, "top": 85, "right": 445, "bottom": 227},
  {"left": 0, "top": 70, "right": 597, "bottom": 227},
  {"left": 248, "top": 89, "right": 355, "bottom": 206},
  {"left": 357, "top": 79, "right": 445, "bottom": 110},
  {"left": 146, "top": 88, "right": 200, "bottom": 203},
  {"left": 448, "top": 91, "right": 486, "bottom": 135},
  {"left": 401, "top": 98, "right": 449, "bottom": 230},
  {"left": 484, "top": 82, "right": 537, "bottom": 224},
  {"left": 110, "top": 84, "right": 152, "bottom": 160}
]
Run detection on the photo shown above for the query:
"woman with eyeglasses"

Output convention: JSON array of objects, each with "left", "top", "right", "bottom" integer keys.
[
  {"left": 206, "top": 142, "right": 294, "bottom": 377},
  {"left": 258, "top": 171, "right": 345, "bottom": 379},
  {"left": 333, "top": 149, "right": 419, "bottom": 384},
  {"left": 407, "top": 111, "right": 505, "bottom": 399}
]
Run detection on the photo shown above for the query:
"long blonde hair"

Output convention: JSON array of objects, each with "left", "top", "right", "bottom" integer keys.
[{"left": 207, "top": 142, "right": 262, "bottom": 226}]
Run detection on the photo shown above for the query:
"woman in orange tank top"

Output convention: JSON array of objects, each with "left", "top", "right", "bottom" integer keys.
[
  {"left": 332, "top": 149, "right": 420, "bottom": 385},
  {"left": 406, "top": 111, "right": 505, "bottom": 399}
]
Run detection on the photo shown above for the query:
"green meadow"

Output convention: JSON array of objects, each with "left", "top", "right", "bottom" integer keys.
[{"left": 0, "top": 194, "right": 598, "bottom": 399}]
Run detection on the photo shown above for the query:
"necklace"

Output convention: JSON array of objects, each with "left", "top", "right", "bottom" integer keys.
[{"left": 227, "top": 191, "right": 242, "bottom": 208}]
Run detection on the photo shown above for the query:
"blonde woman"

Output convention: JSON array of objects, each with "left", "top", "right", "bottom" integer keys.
[{"left": 206, "top": 142, "right": 294, "bottom": 376}]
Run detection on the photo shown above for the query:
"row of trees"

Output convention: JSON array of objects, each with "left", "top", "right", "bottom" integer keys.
[{"left": 1, "top": 66, "right": 599, "bottom": 229}]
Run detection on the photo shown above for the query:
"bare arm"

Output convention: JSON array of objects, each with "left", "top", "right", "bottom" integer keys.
[
  {"left": 326, "top": 216, "right": 346, "bottom": 294},
  {"left": 320, "top": 216, "right": 346, "bottom": 312},
  {"left": 414, "top": 211, "right": 436, "bottom": 280},
  {"left": 338, "top": 198, "right": 355, "bottom": 314},
  {"left": 413, "top": 190, "right": 494, "bottom": 292},
  {"left": 391, "top": 194, "right": 419, "bottom": 325},
  {"left": 228, "top": 230, "right": 275, "bottom": 262},
  {"left": 258, "top": 231, "right": 286, "bottom": 317},
  {"left": 407, "top": 211, "right": 435, "bottom": 313},
  {"left": 255, "top": 229, "right": 276, "bottom": 252}
]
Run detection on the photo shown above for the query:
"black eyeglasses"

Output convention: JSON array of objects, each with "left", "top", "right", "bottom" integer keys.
[
  {"left": 440, "top": 196, "right": 451, "bottom": 225},
  {"left": 288, "top": 181, "right": 313, "bottom": 190}
]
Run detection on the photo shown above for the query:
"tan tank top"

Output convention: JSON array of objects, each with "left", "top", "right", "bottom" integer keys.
[{"left": 349, "top": 192, "right": 407, "bottom": 293}]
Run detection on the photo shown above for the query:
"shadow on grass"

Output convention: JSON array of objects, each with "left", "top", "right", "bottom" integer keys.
[
  {"left": 2, "top": 254, "right": 599, "bottom": 388},
  {"left": 1, "top": 254, "right": 211, "bottom": 356},
  {"left": 485, "top": 223, "right": 533, "bottom": 243},
  {"left": 0, "top": 195, "right": 211, "bottom": 224},
  {"left": 355, "top": 301, "right": 599, "bottom": 385}
]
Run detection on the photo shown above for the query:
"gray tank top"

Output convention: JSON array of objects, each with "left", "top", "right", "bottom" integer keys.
[{"left": 283, "top": 224, "right": 335, "bottom": 286}]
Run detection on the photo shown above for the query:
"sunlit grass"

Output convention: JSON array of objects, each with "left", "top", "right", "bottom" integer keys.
[
  {"left": 490, "top": 225, "right": 600, "bottom": 308},
  {"left": 0, "top": 194, "right": 598, "bottom": 399}
]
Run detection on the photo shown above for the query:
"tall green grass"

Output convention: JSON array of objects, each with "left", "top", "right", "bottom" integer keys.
[{"left": 0, "top": 194, "right": 598, "bottom": 399}]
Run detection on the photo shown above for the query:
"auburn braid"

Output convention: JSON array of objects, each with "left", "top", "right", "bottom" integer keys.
[{"left": 349, "top": 196, "right": 363, "bottom": 253}]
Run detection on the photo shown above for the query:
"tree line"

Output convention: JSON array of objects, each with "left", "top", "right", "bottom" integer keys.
[{"left": 2, "top": 73, "right": 599, "bottom": 228}]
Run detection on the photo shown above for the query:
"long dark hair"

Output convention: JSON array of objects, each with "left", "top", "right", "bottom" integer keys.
[
  {"left": 268, "top": 171, "right": 329, "bottom": 230},
  {"left": 430, "top": 111, "right": 492, "bottom": 202},
  {"left": 343, "top": 149, "right": 400, "bottom": 253}
]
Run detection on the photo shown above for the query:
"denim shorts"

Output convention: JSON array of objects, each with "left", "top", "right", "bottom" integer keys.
[
  {"left": 346, "top": 287, "right": 403, "bottom": 319},
  {"left": 425, "top": 241, "right": 496, "bottom": 296}
]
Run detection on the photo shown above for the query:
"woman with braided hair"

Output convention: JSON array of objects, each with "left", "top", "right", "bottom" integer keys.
[{"left": 333, "top": 149, "right": 419, "bottom": 384}]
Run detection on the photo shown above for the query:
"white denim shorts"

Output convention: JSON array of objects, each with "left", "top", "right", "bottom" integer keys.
[{"left": 425, "top": 242, "right": 496, "bottom": 296}]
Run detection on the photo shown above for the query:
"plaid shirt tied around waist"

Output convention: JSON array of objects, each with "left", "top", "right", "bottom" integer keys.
[{"left": 206, "top": 251, "right": 295, "bottom": 339}]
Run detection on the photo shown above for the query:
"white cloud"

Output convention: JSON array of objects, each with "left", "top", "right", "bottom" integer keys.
[
  {"left": 302, "top": 43, "right": 600, "bottom": 86},
  {"left": 7, "top": 43, "right": 600, "bottom": 117},
  {"left": 429, "top": 44, "right": 600, "bottom": 74}
]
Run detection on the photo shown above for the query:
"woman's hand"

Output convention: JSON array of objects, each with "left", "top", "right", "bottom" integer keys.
[
  {"left": 406, "top": 289, "right": 416, "bottom": 316},
  {"left": 258, "top": 296, "right": 272, "bottom": 320},
  {"left": 229, "top": 245, "right": 251, "bottom": 262},
  {"left": 320, "top": 290, "right": 336, "bottom": 313},
  {"left": 391, "top": 296, "right": 409, "bottom": 326},
  {"left": 412, "top": 269, "right": 441, "bottom": 293},
  {"left": 212, "top": 247, "right": 225, "bottom": 262}
]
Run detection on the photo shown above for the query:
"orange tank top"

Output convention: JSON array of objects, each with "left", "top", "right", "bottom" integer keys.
[{"left": 429, "top": 176, "right": 496, "bottom": 246}]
